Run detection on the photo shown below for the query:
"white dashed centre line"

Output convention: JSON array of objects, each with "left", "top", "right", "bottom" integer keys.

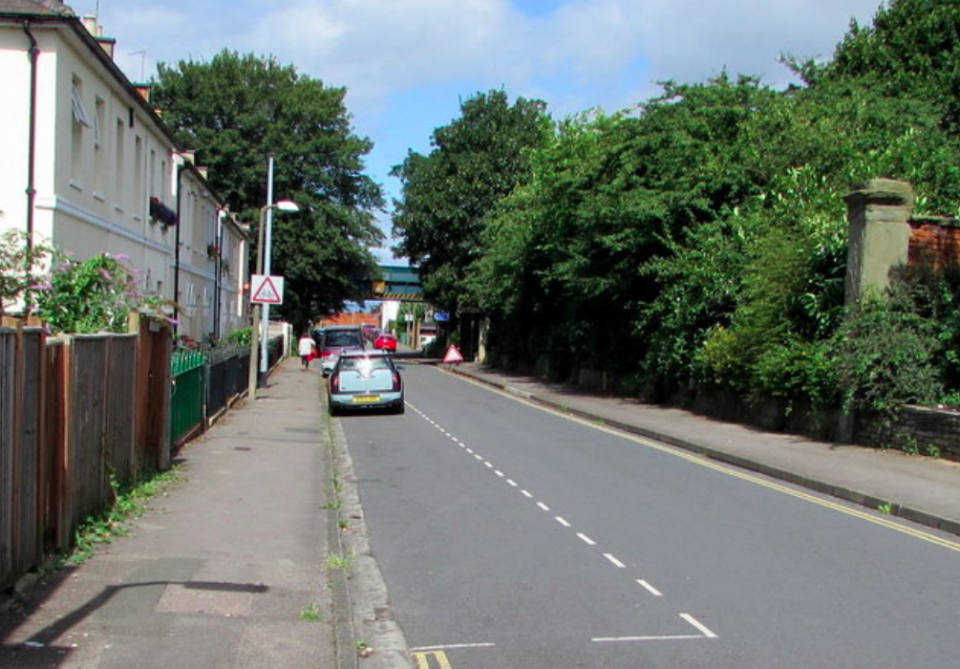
[
  {"left": 637, "top": 580, "right": 663, "bottom": 597},
  {"left": 494, "top": 470, "right": 504, "bottom": 477},
  {"left": 577, "top": 533, "right": 596, "bottom": 546},
  {"left": 520, "top": 489, "right": 533, "bottom": 498},
  {"left": 537, "top": 502, "right": 550, "bottom": 511},
  {"left": 680, "top": 613, "right": 718, "bottom": 639},
  {"left": 555, "top": 516, "right": 571, "bottom": 527},
  {"left": 603, "top": 553, "right": 626, "bottom": 568}
]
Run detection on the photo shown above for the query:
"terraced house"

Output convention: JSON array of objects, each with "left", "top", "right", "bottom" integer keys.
[{"left": 0, "top": 0, "right": 250, "bottom": 341}]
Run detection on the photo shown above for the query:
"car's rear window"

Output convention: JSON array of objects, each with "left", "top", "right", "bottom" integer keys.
[
  {"left": 339, "top": 356, "right": 391, "bottom": 372},
  {"left": 324, "top": 330, "right": 362, "bottom": 347}
]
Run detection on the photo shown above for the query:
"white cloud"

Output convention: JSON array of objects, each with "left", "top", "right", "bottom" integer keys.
[
  {"left": 67, "top": 0, "right": 885, "bottom": 200},
  {"left": 75, "top": 0, "right": 883, "bottom": 114}
]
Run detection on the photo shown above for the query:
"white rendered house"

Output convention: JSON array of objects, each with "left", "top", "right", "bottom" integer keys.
[{"left": 0, "top": 0, "right": 249, "bottom": 340}]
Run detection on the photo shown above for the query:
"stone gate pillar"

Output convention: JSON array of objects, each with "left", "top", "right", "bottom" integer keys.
[{"left": 844, "top": 179, "right": 915, "bottom": 305}]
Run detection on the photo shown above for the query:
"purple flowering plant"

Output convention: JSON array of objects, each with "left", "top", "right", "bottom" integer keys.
[{"left": 2, "top": 231, "right": 174, "bottom": 333}]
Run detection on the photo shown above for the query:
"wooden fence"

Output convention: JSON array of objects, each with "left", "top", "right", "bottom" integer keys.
[{"left": 0, "top": 318, "right": 172, "bottom": 591}]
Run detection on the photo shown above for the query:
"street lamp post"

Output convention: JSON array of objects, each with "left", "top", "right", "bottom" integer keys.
[{"left": 247, "top": 199, "right": 299, "bottom": 400}]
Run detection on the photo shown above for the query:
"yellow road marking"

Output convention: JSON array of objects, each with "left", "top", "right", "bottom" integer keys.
[
  {"left": 444, "top": 369, "right": 960, "bottom": 554},
  {"left": 413, "top": 650, "right": 453, "bottom": 669}
]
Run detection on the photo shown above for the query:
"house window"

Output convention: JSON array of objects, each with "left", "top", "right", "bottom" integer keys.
[
  {"left": 114, "top": 118, "right": 125, "bottom": 199},
  {"left": 71, "top": 79, "right": 91, "bottom": 127},
  {"left": 135, "top": 137, "right": 144, "bottom": 212},
  {"left": 71, "top": 77, "right": 88, "bottom": 181},
  {"left": 93, "top": 97, "right": 104, "bottom": 146},
  {"left": 148, "top": 148, "right": 156, "bottom": 198},
  {"left": 94, "top": 97, "right": 106, "bottom": 194}
]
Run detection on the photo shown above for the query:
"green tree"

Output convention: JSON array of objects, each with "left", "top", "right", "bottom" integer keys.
[
  {"left": 151, "top": 50, "right": 383, "bottom": 329},
  {"left": 472, "top": 76, "right": 785, "bottom": 380},
  {"left": 391, "top": 90, "right": 552, "bottom": 313},
  {"left": 822, "top": 0, "right": 960, "bottom": 125}
]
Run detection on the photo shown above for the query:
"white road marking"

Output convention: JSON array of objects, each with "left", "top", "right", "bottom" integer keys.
[
  {"left": 592, "top": 634, "right": 703, "bottom": 643},
  {"left": 680, "top": 613, "right": 718, "bottom": 639},
  {"left": 636, "top": 580, "right": 663, "bottom": 597},
  {"left": 447, "top": 370, "right": 960, "bottom": 556},
  {"left": 411, "top": 643, "right": 496, "bottom": 651},
  {"left": 603, "top": 553, "right": 626, "bottom": 568},
  {"left": 411, "top": 404, "right": 715, "bottom": 639}
]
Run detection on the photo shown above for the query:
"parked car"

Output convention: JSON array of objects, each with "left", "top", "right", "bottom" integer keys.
[
  {"left": 361, "top": 323, "right": 380, "bottom": 343},
  {"left": 374, "top": 332, "right": 398, "bottom": 352},
  {"left": 327, "top": 351, "right": 404, "bottom": 415},
  {"left": 317, "top": 325, "right": 365, "bottom": 376}
]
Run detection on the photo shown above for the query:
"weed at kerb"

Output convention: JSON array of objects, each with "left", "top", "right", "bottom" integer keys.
[
  {"left": 300, "top": 603, "right": 323, "bottom": 622},
  {"left": 326, "top": 554, "right": 352, "bottom": 570}
]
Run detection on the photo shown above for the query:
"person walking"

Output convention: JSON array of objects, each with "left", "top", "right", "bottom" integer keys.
[{"left": 298, "top": 331, "right": 316, "bottom": 370}]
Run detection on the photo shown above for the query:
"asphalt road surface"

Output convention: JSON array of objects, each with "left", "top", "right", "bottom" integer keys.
[{"left": 340, "top": 363, "right": 960, "bottom": 669}]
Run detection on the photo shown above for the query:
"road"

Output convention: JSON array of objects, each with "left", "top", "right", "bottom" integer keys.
[{"left": 340, "top": 363, "right": 960, "bottom": 669}]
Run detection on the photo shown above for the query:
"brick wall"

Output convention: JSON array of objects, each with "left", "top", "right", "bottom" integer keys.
[
  {"left": 320, "top": 313, "right": 379, "bottom": 328},
  {"left": 908, "top": 216, "right": 960, "bottom": 270}
]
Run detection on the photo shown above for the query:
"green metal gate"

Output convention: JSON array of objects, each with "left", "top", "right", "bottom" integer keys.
[{"left": 171, "top": 350, "right": 206, "bottom": 447}]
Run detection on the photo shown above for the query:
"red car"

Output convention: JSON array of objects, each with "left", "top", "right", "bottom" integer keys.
[{"left": 374, "top": 333, "right": 398, "bottom": 352}]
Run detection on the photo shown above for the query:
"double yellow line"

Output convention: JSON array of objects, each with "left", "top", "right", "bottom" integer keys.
[{"left": 413, "top": 650, "right": 453, "bottom": 669}]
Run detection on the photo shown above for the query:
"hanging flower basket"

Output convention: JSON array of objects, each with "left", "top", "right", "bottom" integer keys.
[
  {"left": 149, "top": 197, "right": 178, "bottom": 227},
  {"left": 207, "top": 243, "right": 220, "bottom": 259}
]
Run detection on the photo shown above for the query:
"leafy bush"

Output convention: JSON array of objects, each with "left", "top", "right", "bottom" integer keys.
[
  {"left": 226, "top": 327, "right": 252, "bottom": 346},
  {"left": 32, "top": 253, "right": 156, "bottom": 333},
  {"left": 752, "top": 338, "right": 838, "bottom": 411},
  {"left": 831, "top": 289, "right": 943, "bottom": 435}
]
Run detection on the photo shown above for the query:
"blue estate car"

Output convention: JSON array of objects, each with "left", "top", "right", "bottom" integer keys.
[{"left": 327, "top": 350, "right": 404, "bottom": 415}]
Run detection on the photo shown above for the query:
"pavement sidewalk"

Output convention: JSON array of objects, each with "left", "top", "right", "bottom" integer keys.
[
  {"left": 0, "top": 358, "right": 344, "bottom": 669},
  {"left": 447, "top": 361, "right": 960, "bottom": 537}
]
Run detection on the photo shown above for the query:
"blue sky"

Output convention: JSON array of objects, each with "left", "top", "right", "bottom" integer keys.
[{"left": 69, "top": 0, "right": 883, "bottom": 261}]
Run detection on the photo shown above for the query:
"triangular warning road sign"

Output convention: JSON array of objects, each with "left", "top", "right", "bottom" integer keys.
[
  {"left": 252, "top": 276, "right": 283, "bottom": 304},
  {"left": 442, "top": 344, "right": 464, "bottom": 364}
]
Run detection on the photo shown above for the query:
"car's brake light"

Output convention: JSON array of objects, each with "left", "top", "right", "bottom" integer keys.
[
  {"left": 320, "top": 350, "right": 333, "bottom": 358},
  {"left": 330, "top": 374, "right": 340, "bottom": 391},
  {"left": 391, "top": 372, "right": 401, "bottom": 391}
]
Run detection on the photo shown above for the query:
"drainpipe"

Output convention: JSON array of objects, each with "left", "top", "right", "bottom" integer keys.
[
  {"left": 214, "top": 209, "right": 224, "bottom": 339},
  {"left": 173, "top": 163, "right": 183, "bottom": 339},
  {"left": 22, "top": 22, "right": 38, "bottom": 254}
]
